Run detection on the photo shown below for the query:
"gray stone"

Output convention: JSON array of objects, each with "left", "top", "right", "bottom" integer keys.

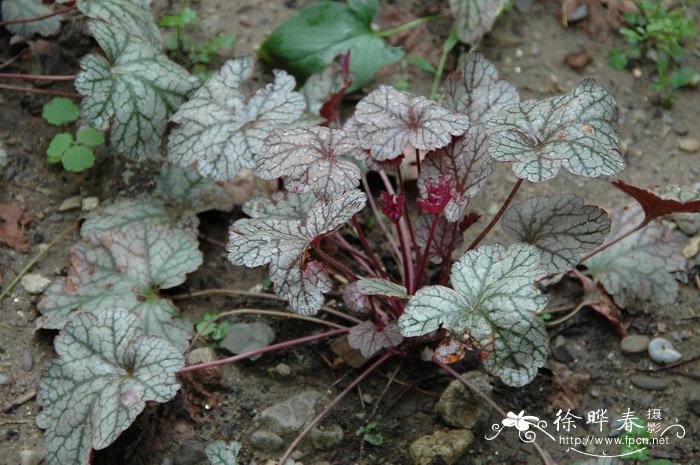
[
  {"left": 19, "top": 450, "right": 44, "bottom": 465},
  {"left": 220, "top": 322, "right": 275, "bottom": 357},
  {"left": 81, "top": 196, "right": 99, "bottom": 212},
  {"left": 629, "top": 374, "right": 670, "bottom": 391},
  {"left": 409, "top": 429, "right": 474, "bottom": 465},
  {"left": 58, "top": 195, "right": 81, "bottom": 212},
  {"left": 620, "top": 335, "right": 650, "bottom": 354},
  {"left": 306, "top": 425, "right": 343, "bottom": 449},
  {"left": 20, "top": 273, "right": 51, "bottom": 295},
  {"left": 173, "top": 442, "right": 207, "bottom": 465},
  {"left": 648, "top": 337, "right": 682, "bottom": 364},
  {"left": 0, "top": 373, "right": 9, "bottom": 385},
  {"left": 674, "top": 126, "right": 689, "bottom": 136},
  {"left": 251, "top": 430, "right": 285, "bottom": 451},
  {"left": 436, "top": 371, "right": 492, "bottom": 430},
  {"left": 256, "top": 390, "right": 326, "bottom": 438},
  {"left": 678, "top": 137, "right": 700, "bottom": 153},
  {"left": 187, "top": 347, "right": 217, "bottom": 365},
  {"left": 22, "top": 350, "right": 33, "bottom": 372}
]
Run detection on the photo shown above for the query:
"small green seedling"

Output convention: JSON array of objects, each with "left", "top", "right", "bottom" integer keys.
[
  {"left": 607, "top": 0, "right": 698, "bottom": 106},
  {"left": 195, "top": 311, "right": 231, "bottom": 342},
  {"left": 355, "top": 421, "right": 384, "bottom": 446},
  {"left": 42, "top": 98, "right": 104, "bottom": 172}
]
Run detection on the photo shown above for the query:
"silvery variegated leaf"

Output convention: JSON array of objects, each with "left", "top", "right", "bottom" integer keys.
[
  {"left": 341, "top": 281, "right": 371, "bottom": 313},
  {"left": 657, "top": 184, "right": 700, "bottom": 235},
  {"left": 348, "top": 321, "right": 403, "bottom": 358},
  {"left": 168, "top": 57, "right": 305, "bottom": 180},
  {"left": 37, "top": 309, "right": 183, "bottom": 465},
  {"left": 502, "top": 195, "right": 611, "bottom": 274},
  {"left": 355, "top": 278, "right": 408, "bottom": 299},
  {"left": 419, "top": 126, "right": 492, "bottom": 222},
  {"left": 76, "top": 0, "right": 161, "bottom": 46},
  {"left": 80, "top": 197, "right": 199, "bottom": 237},
  {"left": 486, "top": 79, "right": 623, "bottom": 183},
  {"left": 399, "top": 243, "right": 548, "bottom": 386},
  {"left": 206, "top": 440, "right": 242, "bottom": 465},
  {"left": 443, "top": 52, "right": 519, "bottom": 125},
  {"left": 449, "top": 0, "right": 502, "bottom": 44},
  {"left": 243, "top": 192, "right": 316, "bottom": 220},
  {"left": 584, "top": 204, "right": 686, "bottom": 308},
  {"left": 256, "top": 127, "right": 361, "bottom": 199},
  {"left": 37, "top": 222, "right": 203, "bottom": 350},
  {"left": 2, "top": 0, "right": 62, "bottom": 37},
  {"left": 415, "top": 214, "right": 464, "bottom": 264},
  {"left": 301, "top": 54, "right": 350, "bottom": 118},
  {"left": 228, "top": 190, "right": 367, "bottom": 314},
  {"left": 156, "top": 164, "right": 233, "bottom": 213},
  {"left": 354, "top": 85, "right": 470, "bottom": 160},
  {"left": 76, "top": 21, "right": 199, "bottom": 160}
]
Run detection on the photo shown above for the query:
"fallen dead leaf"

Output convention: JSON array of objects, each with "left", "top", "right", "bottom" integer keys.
[
  {"left": 0, "top": 202, "right": 32, "bottom": 253},
  {"left": 564, "top": 50, "right": 593, "bottom": 71}
]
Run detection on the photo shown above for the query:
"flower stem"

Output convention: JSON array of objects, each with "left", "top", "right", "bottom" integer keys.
[
  {"left": 375, "top": 15, "right": 442, "bottom": 38},
  {"left": 178, "top": 327, "right": 349, "bottom": 374},
  {"left": 315, "top": 247, "right": 358, "bottom": 281},
  {"left": 327, "top": 234, "right": 376, "bottom": 277},
  {"left": 352, "top": 216, "right": 391, "bottom": 279},
  {"left": 0, "top": 83, "right": 80, "bottom": 98},
  {"left": 278, "top": 351, "right": 395, "bottom": 464},
  {"left": 430, "top": 26, "right": 459, "bottom": 100},
  {"left": 467, "top": 178, "right": 523, "bottom": 250},
  {"left": 361, "top": 173, "right": 402, "bottom": 264},
  {"left": 0, "top": 6, "right": 76, "bottom": 26},
  {"left": 578, "top": 220, "right": 647, "bottom": 263},
  {"left": 413, "top": 213, "right": 440, "bottom": 289},
  {"left": 0, "top": 73, "right": 76, "bottom": 81}
]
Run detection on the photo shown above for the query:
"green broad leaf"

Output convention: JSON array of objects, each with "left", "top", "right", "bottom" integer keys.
[
  {"left": 1, "top": 0, "right": 62, "bottom": 37},
  {"left": 206, "top": 440, "right": 242, "bottom": 465},
  {"left": 158, "top": 6, "right": 198, "bottom": 28},
  {"left": 355, "top": 278, "right": 408, "bottom": 299},
  {"left": 399, "top": 243, "right": 548, "bottom": 386},
  {"left": 37, "top": 309, "right": 183, "bottom": 465},
  {"left": 584, "top": 204, "right": 686, "bottom": 308},
  {"left": 668, "top": 66, "right": 698, "bottom": 89},
  {"left": 156, "top": 164, "right": 233, "bottom": 213},
  {"left": 76, "top": 127, "right": 105, "bottom": 146},
  {"left": 167, "top": 57, "right": 305, "bottom": 181},
  {"left": 486, "top": 78, "right": 623, "bottom": 183},
  {"left": 75, "top": 21, "right": 199, "bottom": 160},
  {"left": 405, "top": 55, "right": 437, "bottom": 74},
  {"left": 449, "top": 0, "right": 502, "bottom": 44},
  {"left": 258, "top": 1, "right": 404, "bottom": 92},
  {"left": 61, "top": 145, "right": 96, "bottom": 172},
  {"left": 37, "top": 222, "right": 203, "bottom": 350},
  {"left": 46, "top": 133, "right": 74, "bottom": 162},
  {"left": 42, "top": 98, "right": 80, "bottom": 126},
  {"left": 229, "top": 190, "right": 366, "bottom": 314},
  {"left": 607, "top": 48, "right": 628, "bottom": 70},
  {"left": 502, "top": 195, "right": 611, "bottom": 274},
  {"left": 76, "top": 0, "right": 162, "bottom": 46}
]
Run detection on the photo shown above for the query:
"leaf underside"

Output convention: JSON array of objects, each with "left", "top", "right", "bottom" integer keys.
[
  {"left": 399, "top": 243, "right": 548, "bottom": 386},
  {"left": 2, "top": 0, "right": 62, "bottom": 37},
  {"left": 502, "top": 195, "right": 611, "bottom": 274},
  {"left": 449, "top": 0, "right": 502, "bottom": 44},
  {"left": 37, "top": 309, "right": 183, "bottom": 465},
  {"left": 486, "top": 79, "right": 623, "bottom": 183},
  {"left": 355, "top": 278, "right": 408, "bottom": 299},
  {"left": 168, "top": 57, "right": 305, "bottom": 180},
  {"left": 348, "top": 321, "right": 403, "bottom": 358}
]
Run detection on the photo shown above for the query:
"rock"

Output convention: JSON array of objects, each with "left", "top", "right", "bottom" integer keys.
[
  {"left": 409, "top": 429, "right": 474, "bottom": 465},
  {"left": 173, "top": 443, "right": 207, "bottom": 465},
  {"left": 436, "top": 371, "right": 492, "bottom": 429},
  {"left": 688, "top": 388, "right": 700, "bottom": 415},
  {"left": 306, "top": 424, "right": 343, "bottom": 449},
  {"left": 272, "top": 362, "right": 292, "bottom": 377},
  {"left": 251, "top": 430, "right": 285, "bottom": 451},
  {"left": 19, "top": 450, "right": 43, "bottom": 465},
  {"left": 187, "top": 347, "right": 217, "bottom": 365},
  {"left": 256, "top": 390, "right": 326, "bottom": 438},
  {"left": 22, "top": 350, "right": 33, "bottom": 371},
  {"left": 678, "top": 137, "right": 700, "bottom": 153},
  {"left": 683, "top": 236, "right": 700, "bottom": 258},
  {"left": 81, "top": 196, "right": 99, "bottom": 212},
  {"left": 20, "top": 273, "right": 51, "bottom": 294},
  {"left": 648, "top": 337, "right": 682, "bottom": 364},
  {"left": 220, "top": 322, "right": 275, "bottom": 357},
  {"left": 620, "top": 335, "right": 650, "bottom": 354},
  {"left": 629, "top": 374, "right": 670, "bottom": 391},
  {"left": 0, "top": 373, "right": 9, "bottom": 385},
  {"left": 673, "top": 126, "right": 689, "bottom": 136},
  {"left": 58, "top": 195, "right": 81, "bottom": 212},
  {"left": 567, "top": 3, "right": 588, "bottom": 22}
]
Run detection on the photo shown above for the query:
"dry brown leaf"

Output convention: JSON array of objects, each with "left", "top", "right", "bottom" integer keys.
[{"left": 0, "top": 202, "right": 32, "bottom": 252}]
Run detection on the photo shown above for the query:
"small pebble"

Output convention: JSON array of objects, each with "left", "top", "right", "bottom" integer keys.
[
  {"left": 629, "top": 374, "right": 670, "bottom": 391},
  {"left": 81, "top": 196, "right": 99, "bottom": 212},
  {"left": 684, "top": 236, "right": 700, "bottom": 258},
  {"left": 22, "top": 350, "right": 33, "bottom": 371},
  {"left": 20, "top": 273, "right": 51, "bottom": 295},
  {"left": 0, "top": 373, "right": 9, "bottom": 385},
  {"left": 567, "top": 3, "right": 588, "bottom": 22},
  {"left": 19, "top": 450, "right": 44, "bottom": 465},
  {"left": 678, "top": 137, "right": 700, "bottom": 153},
  {"left": 58, "top": 195, "right": 81, "bottom": 212},
  {"left": 274, "top": 363, "right": 291, "bottom": 377},
  {"left": 362, "top": 393, "right": 373, "bottom": 405},
  {"left": 648, "top": 337, "right": 682, "bottom": 364},
  {"left": 673, "top": 126, "right": 689, "bottom": 136},
  {"left": 620, "top": 335, "right": 650, "bottom": 354}
]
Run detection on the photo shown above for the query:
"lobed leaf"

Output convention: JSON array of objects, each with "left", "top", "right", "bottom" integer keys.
[
  {"left": 348, "top": 321, "right": 403, "bottom": 358},
  {"left": 341, "top": 281, "right": 372, "bottom": 313},
  {"left": 256, "top": 127, "right": 361, "bottom": 199},
  {"left": 419, "top": 126, "right": 492, "bottom": 222},
  {"left": 502, "top": 195, "right": 611, "bottom": 274},
  {"left": 42, "top": 98, "right": 80, "bottom": 126},
  {"left": 443, "top": 52, "right": 519, "bottom": 125},
  {"left": 38, "top": 222, "right": 203, "bottom": 350},
  {"left": 156, "top": 164, "right": 233, "bottom": 213},
  {"left": 168, "top": 57, "right": 305, "bottom": 180},
  {"left": 301, "top": 53, "right": 352, "bottom": 123},
  {"left": 355, "top": 278, "right": 408, "bottom": 299},
  {"left": 486, "top": 79, "right": 623, "bottom": 183},
  {"left": 243, "top": 192, "right": 316, "bottom": 220},
  {"left": 37, "top": 309, "right": 183, "bottom": 465},
  {"left": 76, "top": 0, "right": 161, "bottom": 46},
  {"left": 2, "top": 0, "right": 62, "bottom": 37},
  {"left": 354, "top": 85, "right": 470, "bottom": 161},
  {"left": 584, "top": 205, "right": 686, "bottom": 308},
  {"left": 206, "top": 440, "right": 242, "bottom": 465},
  {"left": 228, "top": 190, "right": 366, "bottom": 314},
  {"left": 399, "top": 243, "right": 548, "bottom": 386},
  {"left": 449, "top": 0, "right": 502, "bottom": 44},
  {"left": 76, "top": 21, "right": 199, "bottom": 160},
  {"left": 612, "top": 180, "right": 700, "bottom": 222}
]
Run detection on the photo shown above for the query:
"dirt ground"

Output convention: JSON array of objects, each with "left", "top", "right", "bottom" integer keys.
[{"left": 1, "top": 1, "right": 699, "bottom": 464}]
